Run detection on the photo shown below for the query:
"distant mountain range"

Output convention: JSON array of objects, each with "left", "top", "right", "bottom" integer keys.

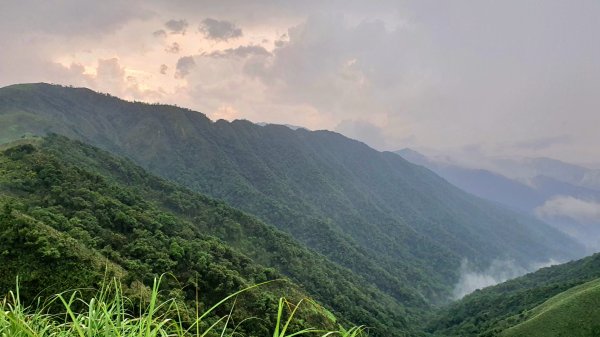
[
  {"left": 397, "top": 148, "right": 600, "bottom": 251},
  {"left": 255, "top": 122, "right": 309, "bottom": 130}
]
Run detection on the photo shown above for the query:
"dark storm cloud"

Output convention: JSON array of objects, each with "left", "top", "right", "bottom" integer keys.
[
  {"left": 199, "top": 18, "right": 242, "bottom": 41},
  {"left": 165, "top": 19, "right": 188, "bottom": 34},
  {"left": 175, "top": 56, "right": 196, "bottom": 78}
]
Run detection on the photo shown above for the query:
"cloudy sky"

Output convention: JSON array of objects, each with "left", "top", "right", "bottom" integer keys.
[{"left": 1, "top": 0, "right": 599, "bottom": 163}]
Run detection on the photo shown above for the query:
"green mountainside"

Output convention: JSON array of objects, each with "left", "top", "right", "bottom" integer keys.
[
  {"left": 0, "top": 83, "right": 585, "bottom": 309},
  {"left": 429, "top": 252, "right": 600, "bottom": 336},
  {"left": 0, "top": 136, "right": 409, "bottom": 336},
  {"left": 501, "top": 277, "right": 600, "bottom": 337}
]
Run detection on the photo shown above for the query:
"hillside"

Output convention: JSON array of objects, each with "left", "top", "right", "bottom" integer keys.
[
  {"left": 501, "top": 278, "right": 600, "bottom": 337},
  {"left": 429, "top": 252, "right": 600, "bottom": 336},
  {"left": 0, "top": 83, "right": 585, "bottom": 305},
  {"left": 0, "top": 136, "right": 410, "bottom": 336}
]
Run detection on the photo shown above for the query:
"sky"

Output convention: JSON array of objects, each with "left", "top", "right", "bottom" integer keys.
[{"left": 1, "top": 0, "right": 599, "bottom": 163}]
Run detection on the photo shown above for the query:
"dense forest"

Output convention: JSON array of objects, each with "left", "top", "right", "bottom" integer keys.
[
  {"left": 1, "top": 84, "right": 599, "bottom": 337},
  {"left": 0, "top": 136, "right": 409, "bottom": 336},
  {"left": 0, "top": 83, "right": 584, "bottom": 308}
]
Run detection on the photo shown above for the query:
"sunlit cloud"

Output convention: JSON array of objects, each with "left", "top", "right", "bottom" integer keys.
[{"left": 0, "top": 1, "right": 599, "bottom": 163}]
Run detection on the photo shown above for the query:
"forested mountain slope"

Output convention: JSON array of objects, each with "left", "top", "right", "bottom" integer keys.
[
  {"left": 429, "top": 252, "right": 600, "bottom": 336},
  {"left": 0, "top": 83, "right": 584, "bottom": 305},
  {"left": 0, "top": 136, "right": 410, "bottom": 336},
  {"left": 501, "top": 277, "right": 600, "bottom": 337}
]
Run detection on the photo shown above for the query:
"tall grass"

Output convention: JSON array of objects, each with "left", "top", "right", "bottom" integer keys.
[{"left": 0, "top": 277, "right": 367, "bottom": 337}]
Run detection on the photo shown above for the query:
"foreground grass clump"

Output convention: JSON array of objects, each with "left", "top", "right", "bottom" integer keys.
[{"left": 0, "top": 277, "right": 366, "bottom": 337}]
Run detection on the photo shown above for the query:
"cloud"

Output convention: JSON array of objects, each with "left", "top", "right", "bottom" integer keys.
[
  {"left": 535, "top": 196, "right": 600, "bottom": 223},
  {"left": 453, "top": 259, "right": 558, "bottom": 299},
  {"left": 0, "top": 0, "right": 150, "bottom": 37},
  {"left": 3, "top": 1, "right": 600, "bottom": 163},
  {"left": 153, "top": 29, "right": 167, "bottom": 38},
  {"left": 159, "top": 64, "right": 168, "bottom": 75},
  {"left": 175, "top": 56, "right": 196, "bottom": 78},
  {"left": 205, "top": 45, "right": 271, "bottom": 58},
  {"left": 165, "top": 42, "right": 181, "bottom": 54},
  {"left": 96, "top": 58, "right": 125, "bottom": 82},
  {"left": 242, "top": 14, "right": 425, "bottom": 148},
  {"left": 514, "top": 135, "right": 573, "bottom": 151},
  {"left": 199, "top": 18, "right": 243, "bottom": 41},
  {"left": 335, "top": 119, "right": 388, "bottom": 149},
  {"left": 211, "top": 104, "right": 240, "bottom": 121},
  {"left": 165, "top": 19, "right": 188, "bottom": 34}
]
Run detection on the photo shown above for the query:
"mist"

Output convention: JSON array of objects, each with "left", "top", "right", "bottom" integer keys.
[{"left": 453, "top": 259, "right": 559, "bottom": 299}]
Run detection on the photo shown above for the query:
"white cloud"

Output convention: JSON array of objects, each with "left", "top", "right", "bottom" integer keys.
[
  {"left": 453, "top": 259, "right": 558, "bottom": 299},
  {"left": 536, "top": 196, "right": 600, "bottom": 223}
]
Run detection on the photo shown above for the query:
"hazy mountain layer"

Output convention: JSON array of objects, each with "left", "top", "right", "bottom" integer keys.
[{"left": 397, "top": 148, "right": 600, "bottom": 251}]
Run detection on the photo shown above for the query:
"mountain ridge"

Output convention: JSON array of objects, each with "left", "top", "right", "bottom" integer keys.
[{"left": 0, "top": 82, "right": 585, "bottom": 305}]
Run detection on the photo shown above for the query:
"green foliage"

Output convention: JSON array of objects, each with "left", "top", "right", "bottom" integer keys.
[
  {"left": 0, "top": 137, "right": 409, "bottom": 336},
  {"left": 429, "top": 253, "right": 600, "bottom": 336},
  {"left": 0, "top": 83, "right": 583, "bottom": 315},
  {"left": 501, "top": 278, "right": 600, "bottom": 337},
  {"left": 0, "top": 277, "right": 366, "bottom": 337}
]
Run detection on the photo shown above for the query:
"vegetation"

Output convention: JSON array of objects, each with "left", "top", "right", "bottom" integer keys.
[
  {"left": 0, "top": 83, "right": 584, "bottom": 311},
  {"left": 501, "top": 278, "right": 600, "bottom": 337},
  {"left": 429, "top": 252, "right": 600, "bottom": 336},
  {"left": 0, "top": 136, "right": 410, "bottom": 336},
  {"left": 0, "top": 276, "right": 367, "bottom": 337},
  {"left": 2, "top": 83, "right": 597, "bottom": 336}
]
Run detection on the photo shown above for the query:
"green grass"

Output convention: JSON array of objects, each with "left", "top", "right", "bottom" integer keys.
[
  {"left": 501, "top": 277, "right": 600, "bottom": 337},
  {"left": 0, "top": 276, "right": 365, "bottom": 337}
]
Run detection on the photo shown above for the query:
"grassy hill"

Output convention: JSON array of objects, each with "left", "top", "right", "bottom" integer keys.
[
  {"left": 501, "top": 278, "right": 600, "bottom": 337},
  {"left": 429, "top": 252, "right": 600, "bottom": 336},
  {"left": 0, "top": 136, "right": 411, "bottom": 336},
  {"left": 0, "top": 83, "right": 585, "bottom": 308}
]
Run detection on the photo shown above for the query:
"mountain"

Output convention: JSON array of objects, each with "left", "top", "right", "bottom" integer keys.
[
  {"left": 0, "top": 83, "right": 584, "bottom": 307},
  {"left": 428, "top": 251, "right": 600, "bottom": 336},
  {"left": 0, "top": 135, "right": 410, "bottom": 336},
  {"left": 396, "top": 148, "right": 545, "bottom": 213},
  {"left": 396, "top": 148, "right": 600, "bottom": 251},
  {"left": 255, "top": 122, "right": 309, "bottom": 130},
  {"left": 501, "top": 278, "right": 600, "bottom": 337}
]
